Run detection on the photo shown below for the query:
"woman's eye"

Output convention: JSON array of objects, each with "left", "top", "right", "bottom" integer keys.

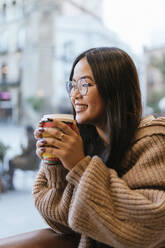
[
  {"left": 85, "top": 83, "right": 93, "bottom": 87},
  {"left": 82, "top": 83, "right": 89, "bottom": 87}
]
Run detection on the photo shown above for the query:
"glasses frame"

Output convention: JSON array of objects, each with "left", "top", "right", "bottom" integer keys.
[{"left": 66, "top": 78, "right": 95, "bottom": 97}]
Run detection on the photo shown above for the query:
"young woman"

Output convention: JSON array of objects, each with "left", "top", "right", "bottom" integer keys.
[{"left": 33, "top": 47, "right": 165, "bottom": 248}]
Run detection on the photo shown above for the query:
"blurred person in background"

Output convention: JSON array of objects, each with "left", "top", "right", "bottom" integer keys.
[
  {"left": 7, "top": 125, "right": 39, "bottom": 190},
  {"left": 33, "top": 47, "right": 165, "bottom": 248}
]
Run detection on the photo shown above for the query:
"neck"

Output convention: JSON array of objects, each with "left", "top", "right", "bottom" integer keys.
[{"left": 96, "top": 126, "right": 109, "bottom": 146}]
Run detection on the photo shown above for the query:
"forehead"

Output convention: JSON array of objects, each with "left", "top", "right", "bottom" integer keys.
[{"left": 73, "top": 57, "right": 94, "bottom": 79}]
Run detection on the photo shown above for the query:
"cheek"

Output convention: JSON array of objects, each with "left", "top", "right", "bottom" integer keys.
[
  {"left": 88, "top": 100, "right": 105, "bottom": 119},
  {"left": 89, "top": 95, "right": 104, "bottom": 111}
]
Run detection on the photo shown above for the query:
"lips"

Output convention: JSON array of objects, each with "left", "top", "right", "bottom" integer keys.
[{"left": 75, "top": 104, "right": 88, "bottom": 113}]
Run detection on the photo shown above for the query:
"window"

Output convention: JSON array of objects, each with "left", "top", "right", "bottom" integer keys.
[
  {"left": 17, "top": 28, "right": 26, "bottom": 51},
  {"left": 0, "top": 32, "right": 8, "bottom": 54}
]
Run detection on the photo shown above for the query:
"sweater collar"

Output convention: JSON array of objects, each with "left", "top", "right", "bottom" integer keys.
[{"left": 139, "top": 115, "right": 155, "bottom": 128}]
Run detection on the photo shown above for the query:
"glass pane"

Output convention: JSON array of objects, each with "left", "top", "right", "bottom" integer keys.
[{"left": 0, "top": 0, "right": 165, "bottom": 241}]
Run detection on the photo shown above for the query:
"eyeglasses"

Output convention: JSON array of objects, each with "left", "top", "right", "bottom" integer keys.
[{"left": 66, "top": 78, "right": 95, "bottom": 97}]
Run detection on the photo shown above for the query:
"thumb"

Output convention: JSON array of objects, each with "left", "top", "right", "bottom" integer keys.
[{"left": 72, "top": 120, "right": 80, "bottom": 135}]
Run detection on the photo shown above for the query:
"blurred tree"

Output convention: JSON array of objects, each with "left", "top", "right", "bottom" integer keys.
[
  {"left": 27, "top": 96, "right": 45, "bottom": 112},
  {"left": 0, "top": 141, "right": 9, "bottom": 192},
  {"left": 158, "top": 55, "right": 165, "bottom": 83},
  {"left": 147, "top": 86, "right": 165, "bottom": 113},
  {"left": 147, "top": 54, "right": 165, "bottom": 114}
]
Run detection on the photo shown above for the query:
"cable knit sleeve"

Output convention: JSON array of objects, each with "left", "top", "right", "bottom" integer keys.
[
  {"left": 32, "top": 161, "right": 75, "bottom": 234},
  {"left": 32, "top": 157, "right": 91, "bottom": 235},
  {"left": 66, "top": 134, "right": 165, "bottom": 248}
]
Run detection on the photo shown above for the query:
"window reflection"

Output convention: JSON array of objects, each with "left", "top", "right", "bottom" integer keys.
[{"left": 0, "top": 0, "right": 164, "bottom": 239}]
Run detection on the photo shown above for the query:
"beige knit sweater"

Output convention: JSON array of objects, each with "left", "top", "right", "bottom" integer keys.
[{"left": 32, "top": 115, "right": 165, "bottom": 248}]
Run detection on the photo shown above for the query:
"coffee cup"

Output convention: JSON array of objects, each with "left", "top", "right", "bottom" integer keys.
[{"left": 41, "top": 113, "right": 74, "bottom": 165}]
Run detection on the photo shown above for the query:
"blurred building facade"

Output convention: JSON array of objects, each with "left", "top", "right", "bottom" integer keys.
[
  {"left": 0, "top": 0, "right": 138, "bottom": 125},
  {"left": 144, "top": 46, "right": 165, "bottom": 114}
]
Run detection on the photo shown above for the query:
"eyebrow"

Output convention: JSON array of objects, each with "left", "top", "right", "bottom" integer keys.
[{"left": 72, "top": 75, "right": 94, "bottom": 82}]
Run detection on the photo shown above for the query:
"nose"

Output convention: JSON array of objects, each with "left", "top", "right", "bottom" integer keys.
[
  {"left": 71, "top": 87, "right": 82, "bottom": 100},
  {"left": 73, "top": 86, "right": 81, "bottom": 98}
]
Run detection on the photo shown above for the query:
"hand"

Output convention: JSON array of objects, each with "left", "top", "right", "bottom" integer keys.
[
  {"left": 35, "top": 120, "right": 85, "bottom": 170},
  {"left": 34, "top": 121, "right": 46, "bottom": 160}
]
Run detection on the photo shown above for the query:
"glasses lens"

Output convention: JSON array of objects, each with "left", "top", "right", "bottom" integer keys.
[
  {"left": 66, "top": 79, "right": 88, "bottom": 96},
  {"left": 66, "top": 81, "right": 74, "bottom": 96},
  {"left": 78, "top": 79, "right": 88, "bottom": 96}
]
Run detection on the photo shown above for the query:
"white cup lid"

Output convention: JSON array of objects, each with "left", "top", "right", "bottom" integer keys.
[{"left": 42, "top": 113, "right": 74, "bottom": 122}]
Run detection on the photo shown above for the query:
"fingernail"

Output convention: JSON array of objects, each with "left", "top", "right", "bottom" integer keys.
[
  {"left": 40, "top": 147, "right": 45, "bottom": 152},
  {"left": 38, "top": 127, "right": 45, "bottom": 132},
  {"left": 39, "top": 120, "right": 45, "bottom": 126},
  {"left": 40, "top": 139, "right": 47, "bottom": 145},
  {"left": 46, "top": 118, "right": 53, "bottom": 122}
]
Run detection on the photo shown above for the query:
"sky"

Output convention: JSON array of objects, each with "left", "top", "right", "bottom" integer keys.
[{"left": 103, "top": 0, "right": 165, "bottom": 55}]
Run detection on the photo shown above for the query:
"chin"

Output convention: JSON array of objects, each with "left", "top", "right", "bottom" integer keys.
[
  {"left": 76, "top": 117, "right": 86, "bottom": 124},
  {"left": 75, "top": 113, "right": 88, "bottom": 124}
]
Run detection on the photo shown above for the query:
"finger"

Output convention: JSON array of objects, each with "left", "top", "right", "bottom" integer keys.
[
  {"left": 36, "top": 147, "right": 45, "bottom": 159},
  {"left": 36, "top": 139, "right": 47, "bottom": 148},
  {"left": 34, "top": 120, "right": 46, "bottom": 139},
  {"left": 38, "top": 120, "right": 45, "bottom": 127},
  {"left": 41, "top": 137, "right": 64, "bottom": 149},
  {"left": 43, "top": 127, "right": 68, "bottom": 140},
  {"left": 51, "top": 119, "right": 75, "bottom": 135},
  {"left": 41, "top": 146, "right": 61, "bottom": 159},
  {"left": 34, "top": 128, "right": 45, "bottom": 139},
  {"left": 72, "top": 121, "right": 80, "bottom": 135}
]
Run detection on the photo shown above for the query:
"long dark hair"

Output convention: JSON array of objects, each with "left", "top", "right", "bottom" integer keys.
[{"left": 69, "top": 47, "right": 142, "bottom": 174}]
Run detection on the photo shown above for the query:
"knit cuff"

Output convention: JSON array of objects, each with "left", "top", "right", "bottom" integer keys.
[
  {"left": 44, "top": 163, "right": 67, "bottom": 188},
  {"left": 66, "top": 156, "right": 91, "bottom": 186}
]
